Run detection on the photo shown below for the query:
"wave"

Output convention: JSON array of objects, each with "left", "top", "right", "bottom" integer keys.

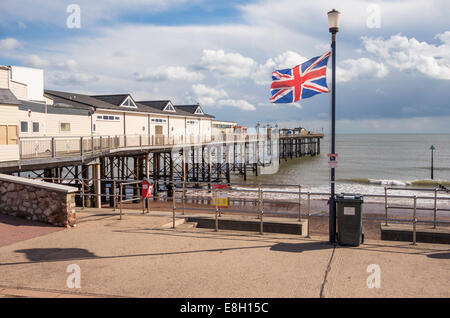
[{"left": 345, "top": 178, "right": 450, "bottom": 188}]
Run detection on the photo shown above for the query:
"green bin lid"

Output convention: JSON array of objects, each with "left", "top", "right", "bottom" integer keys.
[{"left": 335, "top": 193, "right": 363, "bottom": 202}]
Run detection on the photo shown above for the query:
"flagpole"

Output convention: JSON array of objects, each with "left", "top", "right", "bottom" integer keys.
[{"left": 328, "top": 9, "right": 340, "bottom": 244}]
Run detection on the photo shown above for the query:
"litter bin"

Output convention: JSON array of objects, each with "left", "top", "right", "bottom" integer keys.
[{"left": 335, "top": 193, "right": 364, "bottom": 246}]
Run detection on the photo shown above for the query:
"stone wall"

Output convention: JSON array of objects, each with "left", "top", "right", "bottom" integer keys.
[{"left": 0, "top": 174, "right": 77, "bottom": 227}]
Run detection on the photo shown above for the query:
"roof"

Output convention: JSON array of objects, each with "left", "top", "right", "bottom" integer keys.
[
  {"left": 174, "top": 105, "right": 198, "bottom": 113},
  {"left": 138, "top": 100, "right": 171, "bottom": 111},
  {"left": 0, "top": 89, "right": 20, "bottom": 105},
  {"left": 91, "top": 94, "right": 129, "bottom": 106},
  {"left": 44, "top": 89, "right": 215, "bottom": 118}
]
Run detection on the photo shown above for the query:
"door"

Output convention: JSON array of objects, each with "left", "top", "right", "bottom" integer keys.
[{"left": 155, "top": 125, "right": 163, "bottom": 145}]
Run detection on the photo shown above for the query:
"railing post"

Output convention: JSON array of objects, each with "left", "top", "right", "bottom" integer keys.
[
  {"left": 298, "top": 185, "right": 302, "bottom": 221},
  {"left": 214, "top": 187, "right": 219, "bottom": 232},
  {"left": 307, "top": 192, "right": 311, "bottom": 238},
  {"left": 182, "top": 180, "right": 186, "bottom": 215},
  {"left": 100, "top": 136, "right": 103, "bottom": 151},
  {"left": 80, "top": 137, "right": 84, "bottom": 157},
  {"left": 412, "top": 195, "right": 417, "bottom": 245},
  {"left": 384, "top": 186, "right": 388, "bottom": 226},
  {"left": 113, "top": 180, "right": 117, "bottom": 211},
  {"left": 51, "top": 137, "right": 55, "bottom": 158},
  {"left": 139, "top": 135, "right": 142, "bottom": 148},
  {"left": 173, "top": 189, "right": 176, "bottom": 229},
  {"left": 120, "top": 183, "right": 123, "bottom": 220},
  {"left": 91, "top": 136, "right": 94, "bottom": 153},
  {"left": 81, "top": 177, "right": 85, "bottom": 209},
  {"left": 433, "top": 188, "right": 437, "bottom": 229},
  {"left": 109, "top": 136, "right": 112, "bottom": 151},
  {"left": 259, "top": 187, "right": 264, "bottom": 235}
]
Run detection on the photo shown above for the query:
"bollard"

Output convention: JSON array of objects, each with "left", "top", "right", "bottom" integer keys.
[{"left": 412, "top": 196, "right": 417, "bottom": 245}]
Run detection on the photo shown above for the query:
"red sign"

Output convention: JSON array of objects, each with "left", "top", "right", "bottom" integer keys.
[
  {"left": 212, "top": 184, "right": 228, "bottom": 190},
  {"left": 142, "top": 180, "right": 154, "bottom": 198}
]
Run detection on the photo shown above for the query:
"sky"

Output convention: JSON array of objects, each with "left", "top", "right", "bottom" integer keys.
[{"left": 0, "top": 0, "right": 449, "bottom": 133}]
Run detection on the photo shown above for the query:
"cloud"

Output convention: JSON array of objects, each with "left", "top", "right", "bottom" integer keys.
[
  {"left": 22, "top": 54, "right": 50, "bottom": 68},
  {"left": 192, "top": 84, "right": 228, "bottom": 99},
  {"left": 0, "top": 38, "right": 21, "bottom": 50},
  {"left": 362, "top": 32, "right": 450, "bottom": 80},
  {"left": 48, "top": 71, "right": 99, "bottom": 85},
  {"left": 337, "top": 58, "right": 389, "bottom": 83},
  {"left": 217, "top": 99, "right": 256, "bottom": 111},
  {"left": 191, "top": 83, "right": 255, "bottom": 111},
  {"left": 135, "top": 66, "right": 204, "bottom": 82},
  {"left": 200, "top": 49, "right": 256, "bottom": 78}
]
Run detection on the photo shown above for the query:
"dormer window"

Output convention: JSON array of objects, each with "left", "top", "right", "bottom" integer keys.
[
  {"left": 120, "top": 96, "right": 137, "bottom": 108},
  {"left": 163, "top": 102, "right": 176, "bottom": 112},
  {"left": 194, "top": 107, "right": 204, "bottom": 115}
]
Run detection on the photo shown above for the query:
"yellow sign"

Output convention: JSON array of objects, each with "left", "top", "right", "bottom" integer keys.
[{"left": 213, "top": 197, "right": 228, "bottom": 208}]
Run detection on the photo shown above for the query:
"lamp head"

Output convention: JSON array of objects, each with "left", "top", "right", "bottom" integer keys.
[{"left": 327, "top": 8, "right": 340, "bottom": 33}]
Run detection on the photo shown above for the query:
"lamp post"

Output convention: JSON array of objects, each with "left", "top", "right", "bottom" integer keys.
[{"left": 328, "top": 8, "right": 340, "bottom": 244}]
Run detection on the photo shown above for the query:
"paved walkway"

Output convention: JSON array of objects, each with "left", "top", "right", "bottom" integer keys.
[{"left": 0, "top": 209, "right": 448, "bottom": 298}]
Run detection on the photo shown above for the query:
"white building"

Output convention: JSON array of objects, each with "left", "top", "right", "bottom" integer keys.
[{"left": 0, "top": 65, "right": 220, "bottom": 163}]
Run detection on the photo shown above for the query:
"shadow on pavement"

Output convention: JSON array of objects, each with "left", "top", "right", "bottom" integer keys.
[
  {"left": 270, "top": 241, "right": 333, "bottom": 253},
  {"left": 426, "top": 252, "right": 450, "bottom": 259},
  {"left": 15, "top": 248, "right": 97, "bottom": 262}
]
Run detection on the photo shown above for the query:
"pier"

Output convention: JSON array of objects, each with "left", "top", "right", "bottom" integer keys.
[{"left": 0, "top": 132, "right": 323, "bottom": 208}]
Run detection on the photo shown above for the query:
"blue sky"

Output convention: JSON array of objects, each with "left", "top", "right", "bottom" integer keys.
[{"left": 1, "top": 0, "right": 449, "bottom": 133}]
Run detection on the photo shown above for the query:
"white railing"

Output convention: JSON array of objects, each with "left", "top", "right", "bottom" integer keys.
[{"left": 18, "top": 133, "right": 275, "bottom": 160}]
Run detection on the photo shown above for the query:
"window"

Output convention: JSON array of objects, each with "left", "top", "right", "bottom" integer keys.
[
  {"left": 97, "top": 115, "right": 102, "bottom": 120},
  {"left": 0, "top": 125, "right": 18, "bottom": 145},
  {"left": 20, "top": 121, "right": 28, "bottom": 133},
  {"left": 163, "top": 103, "right": 176, "bottom": 112},
  {"left": 151, "top": 118, "right": 166, "bottom": 123},
  {"left": 97, "top": 115, "right": 119, "bottom": 121},
  {"left": 60, "top": 123, "right": 71, "bottom": 132},
  {"left": 194, "top": 107, "right": 204, "bottom": 115},
  {"left": 187, "top": 120, "right": 197, "bottom": 124},
  {"left": 32, "top": 122, "right": 39, "bottom": 133},
  {"left": 120, "top": 96, "right": 137, "bottom": 108},
  {"left": 115, "top": 116, "right": 120, "bottom": 120}
]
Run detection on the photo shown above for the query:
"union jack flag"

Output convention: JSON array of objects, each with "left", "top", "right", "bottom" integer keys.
[{"left": 270, "top": 51, "right": 331, "bottom": 103}]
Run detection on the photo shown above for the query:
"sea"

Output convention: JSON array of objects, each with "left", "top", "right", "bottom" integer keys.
[{"left": 239, "top": 134, "right": 450, "bottom": 207}]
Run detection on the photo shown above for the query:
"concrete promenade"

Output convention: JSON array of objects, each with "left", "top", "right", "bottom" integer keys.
[{"left": 0, "top": 210, "right": 448, "bottom": 298}]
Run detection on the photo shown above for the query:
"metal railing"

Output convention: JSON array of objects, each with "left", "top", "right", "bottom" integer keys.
[
  {"left": 18, "top": 133, "right": 271, "bottom": 160},
  {"left": 32, "top": 176, "right": 450, "bottom": 243}
]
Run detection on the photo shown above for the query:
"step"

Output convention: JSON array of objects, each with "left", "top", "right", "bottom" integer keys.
[
  {"left": 381, "top": 223, "right": 450, "bottom": 244},
  {"left": 185, "top": 215, "right": 306, "bottom": 235}
]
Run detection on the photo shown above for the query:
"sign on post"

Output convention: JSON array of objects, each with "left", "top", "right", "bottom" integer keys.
[
  {"left": 212, "top": 184, "right": 229, "bottom": 208},
  {"left": 328, "top": 153, "right": 338, "bottom": 168}
]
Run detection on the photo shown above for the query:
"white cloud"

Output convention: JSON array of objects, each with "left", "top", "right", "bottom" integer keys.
[
  {"left": 200, "top": 49, "right": 256, "bottom": 78},
  {"left": 48, "top": 71, "right": 99, "bottom": 85},
  {"left": 253, "top": 51, "right": 308, "bottom": 85},
  {"left": 362, "top": 33, "right": 450, "bottom": 80},
  {"left": 217, "top": 99, "right": 256, "bottom": 111},
  {"left": 191, "top": 84, "right": 255, "bottom": 111},
  {"left": 22, "top": 54, "right": 50, "bottom": 68},
  {"left": 192, "top": 84, "right": 228, "bottom": 99},
  {"left": 135, "top": 66, "right": 204, "bottom": 82},
  {"left": 336, "top": 58, "right": 388, "bottom": 83},
  {"left": 0, "top": 38, "right": 21, "bottom": 50}
]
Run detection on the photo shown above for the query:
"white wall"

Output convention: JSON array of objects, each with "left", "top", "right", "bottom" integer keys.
[{"left": 10, "top": 66, "right": 44, "bottom": 102}]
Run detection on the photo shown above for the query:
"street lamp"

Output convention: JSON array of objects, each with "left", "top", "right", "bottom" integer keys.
[{"left": 328, "top": 8, "right": 340, "bottom": 244}]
